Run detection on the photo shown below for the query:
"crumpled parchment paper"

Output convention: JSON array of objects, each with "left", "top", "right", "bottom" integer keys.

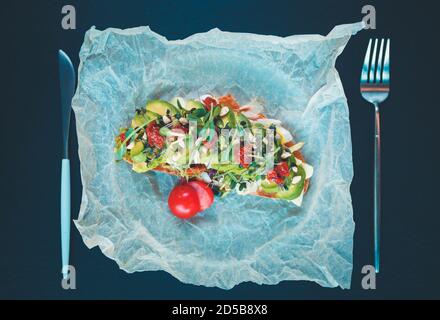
[{"left": 73, "top": 22, "right": 364, "bottom": 289}]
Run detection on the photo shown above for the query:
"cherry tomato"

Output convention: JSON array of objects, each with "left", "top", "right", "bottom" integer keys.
[
  {"left": 275, "top": 161, "right": 290, "bottom": 177},
  {"left": 146, "top": 122, "right": 165, "bottom": 149},
  {"left": 168, "top": 184, "right": 201, "bottom": 219},
  {"left": 188, "top": 180, "right": 214, "bottom": 210},
  {"left": 267, "top": 170, "right": 277, "bottom": 180}
]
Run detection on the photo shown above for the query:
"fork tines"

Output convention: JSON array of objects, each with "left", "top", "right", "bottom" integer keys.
[{"left": 361, "top": 38, "right": 390, "bottom": 92}]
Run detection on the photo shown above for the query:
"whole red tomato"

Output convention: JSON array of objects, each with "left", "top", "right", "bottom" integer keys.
[
  {"left": 168, "top": 184, "right": 201, "bottom": 219},
  {"left": 188, "top": 180, "right": 214, "bottom": 210}
]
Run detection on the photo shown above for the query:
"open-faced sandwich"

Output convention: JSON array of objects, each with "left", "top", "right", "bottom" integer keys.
[{"left": 115, "top": 94, "right": 313, "bottom": 216}]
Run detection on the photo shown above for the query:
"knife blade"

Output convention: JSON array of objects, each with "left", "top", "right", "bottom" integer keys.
[{"left": 58, "top": 50, "right": 75, "bottom": 280}]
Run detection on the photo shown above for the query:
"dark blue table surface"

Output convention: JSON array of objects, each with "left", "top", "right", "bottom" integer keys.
[{"left": 1, "top": 0, "right": 439, "bottom": 299}]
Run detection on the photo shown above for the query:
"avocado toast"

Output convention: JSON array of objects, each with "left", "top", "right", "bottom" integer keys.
[{"left": 115, "top": 94, "right": 313, "bottom": 206}]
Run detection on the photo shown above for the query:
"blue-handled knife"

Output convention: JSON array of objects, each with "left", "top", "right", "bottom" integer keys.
[{"left": 58, "top": 50, "right": 75, "bottom": 280}]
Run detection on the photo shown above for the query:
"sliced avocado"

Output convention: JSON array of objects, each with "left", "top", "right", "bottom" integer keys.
[
  {"left": 145, "top": 110, "right": 160, "bottom": 121},
  {"left": 260, "top": 180, "right": 279, "bottom": 194},
  {"left": 132, "top": 113, "right": 152, "bottom": 128},
  {"left": 186, "top": 100, "right": 204, "bottom": 110},
  {"left": 169, "top": 98, "right": 204, "bottom": 111},
  {"left": 131, "top": 152, "right": 147, "bottom": 163},
  {"left": 146, "top": 100, "right": 178, "bottom": 116},
  {"left": 130, "top": 141, "right": 144, "bottom": 156},
  {"left": 275, "top": 166, "right": 306, "bottom": 200}
]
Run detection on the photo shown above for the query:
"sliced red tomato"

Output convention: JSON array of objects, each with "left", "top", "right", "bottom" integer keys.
[
  {"left": 168, "top": 184, "right": 201, "bottom": 219},
  {"left": 267, "top": 170, "right": 283, "bottom": 185},
  {"left": 275, "top": 161, "right": 290, "bottom": 177},
  {"left": 267, "top": 170, "right": 277, "bottom": 180},
  {"left": 188, "top": 180, "right": 214, "bottom": 210},
  {"left": 146, "top": 122, "right": 165, "bottom": 149}
]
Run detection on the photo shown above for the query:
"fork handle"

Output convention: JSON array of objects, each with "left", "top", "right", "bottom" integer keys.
[
  {"left": 61, "top": 159, "right": 71, "bottom": 279},
  {"left": 374, "top": 104, "right": 381, "bottom": 273}
]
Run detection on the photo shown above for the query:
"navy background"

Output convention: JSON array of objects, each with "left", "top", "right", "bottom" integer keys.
[{"left": 1, "top": 0, "right": 439, "bottom": 299}]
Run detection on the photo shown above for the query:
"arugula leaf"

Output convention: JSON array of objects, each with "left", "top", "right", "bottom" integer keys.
[
  {"left": 212, "top": 105, "right": 221, "bottom": 119},
  {"left": 188, "top": 108, "right": 207, "bottom": 125},
  {"left": 192, "top": 108, "right": 207, "bottom": 118},
  {"left": 238, "top": 113, "right": 251, "bottom": 128},
  {"left": 203, "top": 112, "right": 211, "bottom": 123},
  {"left": 176, "top": 99, "right": 183, "bottom": 109},
  {"left": 287, "top": 156, "right": 294, "bottom": 168}
]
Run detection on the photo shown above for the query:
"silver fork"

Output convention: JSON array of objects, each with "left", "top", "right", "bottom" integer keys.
[{"left": 361, "top": 38, "right": 390, "bottom": 273}]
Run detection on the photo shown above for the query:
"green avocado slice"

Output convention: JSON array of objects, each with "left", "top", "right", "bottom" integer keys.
[
  {"left": 131, "top": 113, "right": 147, "bottom": 128},
  {"left": 132, "top": 111, "right": 159, "bottom": 128},
  {"left": 146, "top": 100, "right": 178, "bottom": 116},
  {"left": 130, "top": 141, "right": 144, "bottom": 156},
  {"left": 260, "top": 180, "right": 280, "bottom": 194},
  {"left": 275, "top": 166, "right": 306, "bottom": 200},
  {"left": 145, "top": 110, "right": 160, "bottom": 121}
]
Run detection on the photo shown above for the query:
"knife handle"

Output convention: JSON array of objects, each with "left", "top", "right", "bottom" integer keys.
[{"left": 61, "top": 159, "right": 71, "bottom": 279}]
